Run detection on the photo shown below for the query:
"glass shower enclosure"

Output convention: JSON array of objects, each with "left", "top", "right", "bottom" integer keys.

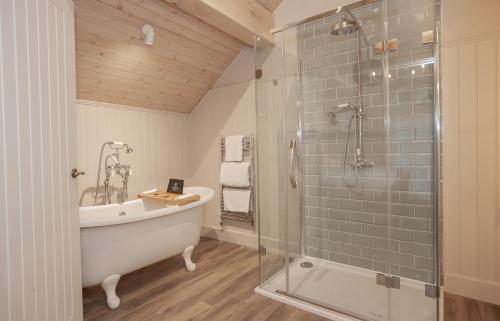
[{"left": 255, "top": 0, "right": 440, "bottom": 320}]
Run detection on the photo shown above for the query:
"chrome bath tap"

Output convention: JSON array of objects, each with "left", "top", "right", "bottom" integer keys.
[{"left": 94, "top": 141, "right": 134, "bottom": 205}]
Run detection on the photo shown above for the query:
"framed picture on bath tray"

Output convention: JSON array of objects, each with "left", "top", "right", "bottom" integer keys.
[{"left": 167, "top": 179, "right": 184, "bottom": 194}]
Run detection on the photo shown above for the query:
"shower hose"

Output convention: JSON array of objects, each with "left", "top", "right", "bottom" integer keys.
[{"left": 342, "top": 114, "right": 358, "bottom": 187}]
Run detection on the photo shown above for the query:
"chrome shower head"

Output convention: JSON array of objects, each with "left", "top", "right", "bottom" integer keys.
[{"left": 331, "top": 13, "right": 358, "bottom": 35}]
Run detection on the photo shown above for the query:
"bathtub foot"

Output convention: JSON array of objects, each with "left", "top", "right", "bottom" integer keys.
[
  {"left": 101, "top": 274, "right": 121, "bottom": 310},
  {"left": 182, "top": 245, "right": 196, "bottom": 272}
]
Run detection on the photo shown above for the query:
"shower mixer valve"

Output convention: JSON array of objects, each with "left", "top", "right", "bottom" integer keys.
[
  {"left": 330, "top": 103, "right": 374, "bottom": 186},
  {"left": 352, "top": 149, "right": 374, "bottom": 169}
]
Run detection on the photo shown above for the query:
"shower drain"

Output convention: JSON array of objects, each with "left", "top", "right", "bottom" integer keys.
[{"left": 300, "top": 261, "right": 313, "bottom": 268}]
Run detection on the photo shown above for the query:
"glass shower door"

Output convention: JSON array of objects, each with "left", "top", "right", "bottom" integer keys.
[
  {"left": 285, "top": 2, "right": 392, "bottom": 320},
  {"left": 255, "top": 0, "right": 440, "bottom": 320},
  {"left": 255, "top": 40, "right": 288, "bottom": 285},
  {"left": 255, "top": 31, "right": 302, "bottom": 290},
  {"left": 385, "top": 0, "right": 439, "bottom": 320}
]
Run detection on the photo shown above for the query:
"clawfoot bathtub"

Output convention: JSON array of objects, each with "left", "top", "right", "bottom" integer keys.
[{"left": 79, "top": 186, "right": 214, "bottom": 309}]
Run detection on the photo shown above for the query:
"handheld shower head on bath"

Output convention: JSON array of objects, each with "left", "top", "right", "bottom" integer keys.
[
  {"left": 107, "top": 141, "right": 134, "bottom": 153},
  {"left": 94, "top": 141, "right": 134, "bottom": 205}
]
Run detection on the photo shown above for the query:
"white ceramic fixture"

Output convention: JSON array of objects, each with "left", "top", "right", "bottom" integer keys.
[
  {"left": 256, "top": 256, "right": 437, "bottom": 321},
  {"left": 79, "top": 186, "right": 214, "bottom": 309},
  {"left": 142, "top": 23, "right": 154, "bottom": 45}
]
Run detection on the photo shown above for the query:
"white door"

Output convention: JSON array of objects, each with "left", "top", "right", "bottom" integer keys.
[{"left": 0, "top": 0, "right": 83, "bottom": 320}]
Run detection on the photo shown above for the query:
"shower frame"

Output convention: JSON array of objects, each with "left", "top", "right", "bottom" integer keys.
[
  {"left": 270, "top": 0, "right": 379, "bottom": 34},
  {"left": 255, "top": 0, "right": 443, "bottom": 319}
]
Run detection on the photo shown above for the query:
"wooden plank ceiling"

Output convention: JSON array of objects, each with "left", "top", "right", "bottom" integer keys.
[{"left": 75, "top": 0, "right": 246, "bottom": 113}]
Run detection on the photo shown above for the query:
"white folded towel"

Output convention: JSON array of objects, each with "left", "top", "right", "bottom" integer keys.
[
  {"left": 224, "top": 135, "right": 244, "bottom": 161},
  {"left": 219, "top": 162, "right": 250, "bottom": 187},
  {"left": 223, "top": 188, "right": 251, "bottom": 213}
]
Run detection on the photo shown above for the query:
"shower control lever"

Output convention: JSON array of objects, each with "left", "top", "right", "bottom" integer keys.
[{"left": 71, "top": 168, "right": 85, "bottom": 178}]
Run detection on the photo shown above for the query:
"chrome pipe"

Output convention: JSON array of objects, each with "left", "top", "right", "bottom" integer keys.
[
  {"left": 123, "top": 178, "right": 129, "bottom": 202},
  {"left": 355, "top": 25, "right": 364, "bottom": 162},
  {"left": 94, "top": 142, "right": 110, "bottom": 205}
]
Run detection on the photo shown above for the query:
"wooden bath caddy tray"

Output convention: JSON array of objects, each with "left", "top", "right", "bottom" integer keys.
[{"left": 138, "top": 190, "right": 200, "bottom": 206}]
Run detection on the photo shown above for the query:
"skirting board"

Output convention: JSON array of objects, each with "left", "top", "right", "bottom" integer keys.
[
  {"left": 202, "top": 225, "right": 258, "bottom": 249},
  {"left": 444, "top": 273, "right": 500, "bottom": 306},
  {"left": 201, "top": 225, "right": 301, "bottom": 257}
]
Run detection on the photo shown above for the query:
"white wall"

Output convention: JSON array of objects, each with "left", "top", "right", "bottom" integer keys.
[
  {"left": 188, "top": 47, "right": 258, "bottom": 248},
  {"left": 213, "top": 46, "right": 255, "bottom": 88},
  {"left": 75, "top": 49, "right": 257, "bottom": 247},
  {"left": 76, "top": 100, "right": 190, "bottom": 206},
  {"left": 442, "top": 0, "right": 500, "bottom": 306},
  {"left": 184, "top": 0, "right": 352, "bottom": 248},
  {"left": 273, "top": 0, "right": 348, "bottom": 59},
  {"left": 274, "top": 0, "right": 349, "bottom": 28}
]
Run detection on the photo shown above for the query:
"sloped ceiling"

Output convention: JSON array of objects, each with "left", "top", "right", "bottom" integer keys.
[
  {"left": 255, "top": 0, "right": 283, "bottom": 12},
  {"left": 75, "top": 0, "right": 245, "bottom": 113}
]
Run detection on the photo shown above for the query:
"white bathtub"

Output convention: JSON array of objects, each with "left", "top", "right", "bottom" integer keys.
[{"left": 79, "top": 186, "right": 214, "bottom": 309}]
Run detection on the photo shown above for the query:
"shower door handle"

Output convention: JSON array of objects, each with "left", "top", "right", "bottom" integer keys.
[{"left": 289, "top": 139, "right": 299, "bottom": 188}]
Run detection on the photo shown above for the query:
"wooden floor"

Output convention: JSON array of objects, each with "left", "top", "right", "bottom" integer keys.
[
  {"left": 83, "top": 237, "right": 329, "bottom": 321},
  {"left": 444, "top": 292, "right": 500, "bottom": 321},
  {"left": 83, "top": 237, "right": 500, "bottom": 321}
]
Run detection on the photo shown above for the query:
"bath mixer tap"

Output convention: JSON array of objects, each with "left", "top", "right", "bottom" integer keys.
[{"left": 94, "top": 141, "right": 134, "bottom": 205}]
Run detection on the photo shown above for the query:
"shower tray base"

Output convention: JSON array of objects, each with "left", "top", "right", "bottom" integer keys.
[{"left": 255, "top": 256, "right": 438, "bottom": 321}]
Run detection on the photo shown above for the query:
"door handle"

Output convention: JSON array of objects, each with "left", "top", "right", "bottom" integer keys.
[
  {"left": 289, "top": 139, "right": 299, "bottom": 188},
  {"left": 71, "top": 168, "right": 85, "bottom": 178}
]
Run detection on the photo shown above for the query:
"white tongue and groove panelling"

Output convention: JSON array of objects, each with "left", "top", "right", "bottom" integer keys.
[
  {"left": 442, "top": 0, "right": 500, "bottom": 306},
  {"left": 74, "top": 0, "right": 245, "bottom": 113},
  {"left": 76, "top": 100, "right": 190, "bottom": 206},
  {"left": 0, "top": 0, "right": 83, "bottom": 320}
]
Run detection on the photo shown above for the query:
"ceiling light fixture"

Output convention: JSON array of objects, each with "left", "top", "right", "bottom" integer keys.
[{"left": 142, "top": 24, "right": 154, "bottom": 46}]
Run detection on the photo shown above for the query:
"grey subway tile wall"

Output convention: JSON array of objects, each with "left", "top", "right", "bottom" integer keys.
[{"left": 298, "top": 0, "right": 436, "bottom": 283}]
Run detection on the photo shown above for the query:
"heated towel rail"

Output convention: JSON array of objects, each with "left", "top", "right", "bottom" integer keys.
[{"left": 219, "top": 136, "right": 255, "bottom": 226}]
